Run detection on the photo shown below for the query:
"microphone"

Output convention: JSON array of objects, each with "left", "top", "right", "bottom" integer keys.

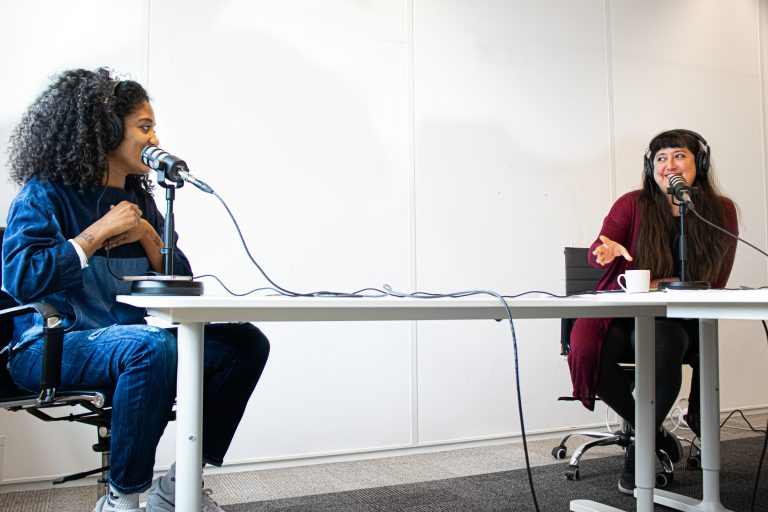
[
  {"left": 667, "top": 174, "right": 694, "bottom": 209},
  {"left": 141, "top": 146, "right": 214, "bottom": 194}
]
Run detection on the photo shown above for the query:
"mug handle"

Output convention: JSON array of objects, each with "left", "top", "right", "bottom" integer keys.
[{"left": 617, "top": 274, "right": 627, "bottom": 292}]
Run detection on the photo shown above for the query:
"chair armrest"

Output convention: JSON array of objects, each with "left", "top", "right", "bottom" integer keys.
[{"left": 0, "top": 302, "right": 64, "bottom": 404}]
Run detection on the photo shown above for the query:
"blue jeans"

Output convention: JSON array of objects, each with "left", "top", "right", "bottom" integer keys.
[{"left": 9, "top": 322, "right": 269, "bottom": 494}]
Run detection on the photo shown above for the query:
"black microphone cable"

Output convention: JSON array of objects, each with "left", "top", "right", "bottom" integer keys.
[
  {"left": 381, "top": 285, "right": 542, "bottom": 511},
  {"left": 198, "top": 198, "right": 550, "bottom": 510},
  {"left": 95, "top": 181, "right": 129, "bottom": 282},
  {"left": 752, "top": 322, "right": 768, "bottom": 512},
  {"left": 96, "top": 182, "right": 167, "bottom": 283},
  {"left": 203, "top": 183, "right": 548, "bottom": 510},
  {"left": 666, "top": 175, "right": 768, "bottom": 257},
  {"left": 200, "top": 191, "right": 548, "bottom": 511},
  {"left": 682, "top": 206, "right": 768, "bottom": 512},
  {"left": 690, "top": 208, "right": 768, "bottom": 259},
  {"left": 752, "top": 319, "right": 768, "bottom": 512},
  {"left": 208, "top": 190, "right": 392, "bottom": 298}
]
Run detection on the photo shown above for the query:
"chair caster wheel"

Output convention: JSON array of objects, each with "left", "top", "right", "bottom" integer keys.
[
  {"left": 687, "top": 455, "right": 701, "bottom": 470},
  {"left": 565, "top": 466, "right": 580, "bottom": 480},
  {"left": 552, "top": 446, "right": 567, "bottom": 459},
  {"left": 655, "top": 471, "right": 673, "bottom": 488}
]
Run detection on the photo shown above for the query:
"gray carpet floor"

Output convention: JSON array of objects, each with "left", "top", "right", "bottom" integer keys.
[
  {"left": 0, "top": 413, "right": 765, "bottom": 511},
  {"left": 224, "top": 435, "right": 767, "bottom": 511}
]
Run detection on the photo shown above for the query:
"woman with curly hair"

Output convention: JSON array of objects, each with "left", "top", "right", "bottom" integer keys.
[
  {"left": 568, "top": 129, "right": 738, "bottom": 495},
  {"left": 2, "top": 68, "right": 270, "bottom": 512}
]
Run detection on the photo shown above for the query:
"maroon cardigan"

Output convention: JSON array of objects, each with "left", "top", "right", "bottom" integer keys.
[{"left": 567, "top": 190, "right": 738, "bottom": 410}]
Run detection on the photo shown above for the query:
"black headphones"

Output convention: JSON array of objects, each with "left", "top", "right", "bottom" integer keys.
[
  {"left": 643, "top": 128, "right": 711, "bottom": 179},
  {"left": 103, "top": 80, "right": 123, "bottom": 150}
]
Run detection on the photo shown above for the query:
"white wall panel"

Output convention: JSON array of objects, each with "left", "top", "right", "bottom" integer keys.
[
  {"left": 610, "top": 0, "right": 768, "bottom": 409},
  {"left": 0, "top": 0, "right": 148, "bottom": 483},
  {"left": 145, "top": 0, "right": 413, "bottom": 465},
  {"left": 0, "top": 0, "right": 149, "bottom": 227},
  {"left": 412, "top": 0, "right": 612, "bottom": 443},
  {"left": 1, "top": 0, "right": 767, "bottom": 487},
  {"left": 148, "top": 0, "right": 409, "bottom": 296}
]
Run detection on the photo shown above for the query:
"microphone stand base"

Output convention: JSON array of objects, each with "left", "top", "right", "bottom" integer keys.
[
  {"left": 659, "top": 280, "right": 711, "bottom": 291},
  {"left": 130, "top": 277, "right": 204, "bottom": 296}
]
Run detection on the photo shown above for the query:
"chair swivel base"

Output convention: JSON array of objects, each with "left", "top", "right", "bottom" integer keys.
[{"left": 53, "top": 464, "right": 110, "bottom": 485}]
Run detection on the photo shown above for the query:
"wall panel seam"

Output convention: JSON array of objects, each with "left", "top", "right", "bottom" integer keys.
[
  {"left": 407, "top": 0, "right": 419, "bottom": 447},
  {"left": 604, "top": 0, "right": 617, "bottom": 202}
]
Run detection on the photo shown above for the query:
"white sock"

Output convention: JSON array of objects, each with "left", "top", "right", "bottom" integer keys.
[{"left": 104, "top": 484, "right": 140, "bottom": 510}]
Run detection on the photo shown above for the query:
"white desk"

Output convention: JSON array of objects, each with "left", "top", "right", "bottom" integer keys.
[
  {"left": 654, "top": 289, "right": 768, "bottom": 512},
  {"left": 573, "top": 289, "right": 768, "bottom": 512},
  {"left": 117, "top": 294, "right": 668, "bottom": 512}
]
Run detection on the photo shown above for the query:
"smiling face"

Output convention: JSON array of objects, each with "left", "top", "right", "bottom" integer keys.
[
  {"left": 651, "top": 146, "right": 697, "bottom": 197},
  {"left": 105, "top": 100, "right": 159, "bottom": 187}
]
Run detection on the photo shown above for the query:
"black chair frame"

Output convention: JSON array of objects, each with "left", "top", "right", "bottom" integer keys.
[
  {"left": 1, "top": 226, "right": 112, "bottom": 497},
  {"left": 552, "top": 247, "right": 677, "bottom": 486}
]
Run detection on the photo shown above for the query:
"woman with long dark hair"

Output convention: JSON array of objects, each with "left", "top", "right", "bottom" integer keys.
[
  {"left": 567, "top": 129, "right": 738, "bottom": 495},
  {"left": 2, "top": 68, "right": 270, "bottom": 512}
]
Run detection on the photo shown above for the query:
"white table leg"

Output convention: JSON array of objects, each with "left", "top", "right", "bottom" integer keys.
[
  {"left": 653, "top": 318, "right": 732, "bottom": 511},
  {"left": 698, "top": 319, "right": 730, "bottom": 510},
  {"left": 634, "top": 316, "right": 655, "bottom": 512},
  {"left": 570, "top": 316, "right": 655, "bottom": 512},
  {"left": 176, "top": 322, "right": 204, "bottom": 512}
]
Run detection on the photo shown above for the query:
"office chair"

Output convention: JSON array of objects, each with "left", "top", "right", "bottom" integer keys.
[
  {"left": 551, "top": 247, "right": 675, "bottom": 486},
  {"left": 0, "top": 226, "right": 113, "bottom": 499}
]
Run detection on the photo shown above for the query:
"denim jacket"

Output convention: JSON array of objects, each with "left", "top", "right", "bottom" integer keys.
[{"left": 2, "top": 178, "right": 193, "bottom": 350}]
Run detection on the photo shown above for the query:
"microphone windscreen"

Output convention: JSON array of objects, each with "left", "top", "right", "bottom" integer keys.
[
  {"left": 668, "top": 174, "right": 688, "bottom": 187},
  {"left": 141, "top": 146, "right": 167, "bottom": 170}
]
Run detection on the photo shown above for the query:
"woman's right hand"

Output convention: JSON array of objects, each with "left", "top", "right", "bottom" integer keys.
[
  {"left": 74, "top": 201, "right": 143, "bottom": 257},
  {"left": 592, "top": 235, "right": 633, "bottom": 266}
]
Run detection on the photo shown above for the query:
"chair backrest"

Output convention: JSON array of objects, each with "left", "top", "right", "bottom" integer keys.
[
  {"left": 0, "top": 227, "right": 25, "bottom": 396},
  {"left": 564, "top": 247, "right": 604, "bottom": 296},
  {"left": 560, "top": 247, "right": 605, "bottom": 356}
]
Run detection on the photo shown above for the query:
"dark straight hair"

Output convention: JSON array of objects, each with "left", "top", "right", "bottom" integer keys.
[{"left": 635, "top": 130, "right": 730, "bottom": 282}]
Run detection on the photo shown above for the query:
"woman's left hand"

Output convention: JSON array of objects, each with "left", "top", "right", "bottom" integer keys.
[{"left": 103, "top": 218, "right": 151, "bottom": 250}]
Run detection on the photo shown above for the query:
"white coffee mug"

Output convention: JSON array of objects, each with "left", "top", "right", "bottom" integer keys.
[{"left": 617, "top": 269, "right": 651, "bottom": 293}]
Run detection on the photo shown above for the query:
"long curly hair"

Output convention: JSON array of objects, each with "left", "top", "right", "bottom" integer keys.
[
  {"left": 635, "top": 129, "right": 732, "bottom": 282},
  {"left": 7, "top": 67, "right": 152, "bottom": 193}
]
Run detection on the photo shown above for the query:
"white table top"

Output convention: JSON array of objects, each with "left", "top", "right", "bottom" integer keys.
[
  {"left": 117, "top": 288, "right": 768, "bottom": 512},
  {"left": 117, "top": 293, "right": 668, "bottom": 323},
  {"left": 662, "top": 288, "right": 768, "bottom": 320}
]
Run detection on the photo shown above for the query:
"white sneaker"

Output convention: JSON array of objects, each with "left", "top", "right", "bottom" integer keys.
[
  {"left": 145, "top": 478, "right": 174, "bottom": 512},
  {"left": 145, "top": 478, "right": 226, "bottom": 512},
  {"left": 93, "top": 494, "right": 145, "bottom": 512},
  {"left": 201, "top": 488, "right": 225, "bottom": 512}
]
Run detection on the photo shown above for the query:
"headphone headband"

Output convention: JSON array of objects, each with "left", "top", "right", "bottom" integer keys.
[
  {"left": 643, "top": 128, "right": 711, "bottom": 179},
  {"left": 103, "top": 80, "right": 123, "bottom": 150}
]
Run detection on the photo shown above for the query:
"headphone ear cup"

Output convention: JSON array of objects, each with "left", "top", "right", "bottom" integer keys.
[
  {"left": 644, "top": 150, "right": 653, "bottom": 179},
  {"left": 697, "top": 149, "right": 710, "bottom": 177},
  {"left": 674, "top": 128, "right": 709, "bottom": 178},
  {"left": 104, "top": 112, "right": 123, "bottom": 150}
]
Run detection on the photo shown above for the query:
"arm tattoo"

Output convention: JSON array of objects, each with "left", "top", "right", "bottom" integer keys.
[{"left": 78, "top": 232, "right": 95, "bottom": 244}]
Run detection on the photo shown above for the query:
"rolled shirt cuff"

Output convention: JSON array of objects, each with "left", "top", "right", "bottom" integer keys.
[{"left": 68, "top": 239, "right": 89, "bottom": 269}]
